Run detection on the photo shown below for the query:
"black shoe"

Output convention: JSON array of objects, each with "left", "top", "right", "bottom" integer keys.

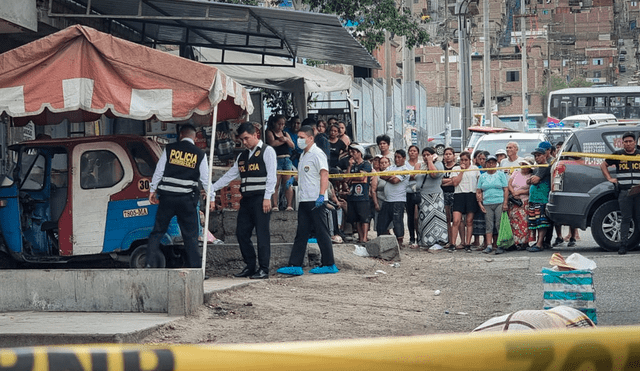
[
  {"left": 567, "top": 238, "right": 577, "bottom": 247},
  {"left": 543, "top": 243, "right": 552, "bottom": 250},
  {"left": 234, "top": 267, "right": 256, "bottom": 278},
  {"left": 619, "top": 247, "right": 627, "bottom": 255},
  {"left": 204, "top": 275, "right": 210, "bottom": 280},
  {"left": 552, "top": 237, "right": 564, "bottom": 247},
  {"left": 250, "top": 269, "right": 269, "bottom": 279}
]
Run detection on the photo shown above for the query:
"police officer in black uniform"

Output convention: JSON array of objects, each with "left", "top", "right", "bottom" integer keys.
[
  {"left": 213, "top": 122, "right": 277, "bottom": 279},
  {"left": 601, "top": 131, "right": 640, "bottom": 255},
  {"left": 148, "top": 124, "right": 215, "bottom": 268}
]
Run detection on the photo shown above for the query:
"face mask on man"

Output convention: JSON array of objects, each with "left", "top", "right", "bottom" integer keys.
[{"left": 297, "top": 138, "right": 308, "bottom": 150}]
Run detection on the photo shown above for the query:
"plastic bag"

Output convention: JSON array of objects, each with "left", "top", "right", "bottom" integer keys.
[
  {"left": 497, "top": 211, "right": 514, "bottom": 249},
  {"left": 353, "top": 245, "right": 369, "bottom": 257}
]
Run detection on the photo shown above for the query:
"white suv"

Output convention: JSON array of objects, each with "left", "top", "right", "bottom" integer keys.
[{"left": 471, "top": 132, "right": 548, "bottom": 158}]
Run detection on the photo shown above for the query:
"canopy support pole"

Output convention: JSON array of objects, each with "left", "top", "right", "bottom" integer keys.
[{"left": 201, "top": 105, "right": 219, "bottom": 277}]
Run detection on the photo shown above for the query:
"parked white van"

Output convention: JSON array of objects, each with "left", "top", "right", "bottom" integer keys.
[{"left": 559, "top": 114, "right": 618, "bottom": 128}]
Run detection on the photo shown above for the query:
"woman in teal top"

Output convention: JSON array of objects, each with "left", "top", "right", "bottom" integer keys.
[{"left": 476, "top": 155, "right": 509, "bottom": 254}]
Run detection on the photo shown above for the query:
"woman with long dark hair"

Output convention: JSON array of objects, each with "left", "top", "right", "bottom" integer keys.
[{"left": 415, "top": 147, "right": 448, "bottom": 249}]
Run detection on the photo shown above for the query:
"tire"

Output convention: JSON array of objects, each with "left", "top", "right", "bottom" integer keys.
[
  {"left": 591, "top": 200, "right": 640, "bottom": 251},
  {"left": 129, "top": 244, "right": 166, "bottom": 268},
  {"left": 435, "top": 144, "right": 445, "bottom": 156}
]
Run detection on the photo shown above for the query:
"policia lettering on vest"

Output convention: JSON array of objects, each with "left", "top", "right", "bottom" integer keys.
[
  {"left": 212, "top": 122, "right": 277, "bottom": 279},
  {"left": 601, "top": 131, "right": 640, "bottom": 255},
  {"left": 148, "top": 124, "right": 216, "bottom": 268}
]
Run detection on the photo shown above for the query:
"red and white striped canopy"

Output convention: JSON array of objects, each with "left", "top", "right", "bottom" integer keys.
[{"left": 0, "top": 25, "right": 253, "bottom": 126}]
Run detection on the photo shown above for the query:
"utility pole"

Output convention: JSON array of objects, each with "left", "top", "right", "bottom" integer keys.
[
  {"left": 455, "top": 0, "right": 477, "bottom": 148},
  {"left": 403, "top": 0, "right": 416, "bottom": 145},
  {"left": 443, "top": 39, "right": 451, "bottom": 147},
  {"left": 483, "top": 0, "right": 491, "bottom": 127},
  {"left": 546, "top": 24, "right": 551, "bottom": 98},
  {"left": 521, "top": 0, "right": 528, "bottom": 132},
  {"left": 385, "top": 30, "right": 393, "bottom": 129}
]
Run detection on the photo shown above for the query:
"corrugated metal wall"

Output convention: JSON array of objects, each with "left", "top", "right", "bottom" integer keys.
[{"left": 426, "top": 106, "right": 462, "bottom": 135}]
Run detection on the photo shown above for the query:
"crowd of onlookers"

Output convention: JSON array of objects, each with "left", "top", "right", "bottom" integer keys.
[{"left": 264, "top": 114, "right": 577, "bottom": 252}]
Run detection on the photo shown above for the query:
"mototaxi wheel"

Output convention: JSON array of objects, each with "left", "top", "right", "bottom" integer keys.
[{"left": 129, "top": 244, "right": 166, "bottom": 268}]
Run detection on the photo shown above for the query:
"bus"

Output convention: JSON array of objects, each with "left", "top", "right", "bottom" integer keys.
[{"left": 547, "top": 86, "right": 640, "bottom": 125}]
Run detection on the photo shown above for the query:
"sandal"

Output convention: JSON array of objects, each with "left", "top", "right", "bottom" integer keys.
[
  {"left": 410, "top": 243, "right": 419, "bottom": 249},
  {"left": 271, "top": 207, "right": 279, "bottom": 212},
  {"left": 285, "top": 206, "right": 294, "bottom": 211}
]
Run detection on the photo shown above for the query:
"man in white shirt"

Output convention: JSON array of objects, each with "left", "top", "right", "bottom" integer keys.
[
  {"left": 277, "top": 125, "right": 338, "bottom": 275},
  {"left": 212, "top": 123, "right": 277, "bottom": 279},
  {"left": 377, "top": 149, "right": 409, "bottom": 245},
  {"left": 499, "top": 142, "right": 523, "bottom": 174}
]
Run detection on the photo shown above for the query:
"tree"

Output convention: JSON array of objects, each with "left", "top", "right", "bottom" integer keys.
[{"left": 303, "top": 0, "right": 430, "bottom": 52}]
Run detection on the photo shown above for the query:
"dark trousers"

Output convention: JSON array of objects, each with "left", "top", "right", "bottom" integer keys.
[
  {"left": 406, "top": 193, "right": 420, "bottom": 242},
  {"left": 288, "top": 201, "right": 335, "bottom": 267},
  {"left": 236, "top": 195, "right": 271, "bottom": 272},
  {"left": 377, "top": 201, "right": 406, "bottom": 237},
  {"left": 147, "top": 193, "right": 200, "bottom": 268},
  {"left": 618, "top": 189, "right": 640, "bottom": 247}
]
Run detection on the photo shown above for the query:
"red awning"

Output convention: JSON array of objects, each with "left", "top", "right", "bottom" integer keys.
[{"left": 0, "top": 25, "right": 253, "bottom": 126}]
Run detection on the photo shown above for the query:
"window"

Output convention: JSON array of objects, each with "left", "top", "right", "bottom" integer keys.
[
  {"left": 21, "top": 152, "right": 45, "bottom": 191},
  {"left": 506, "top": 71, "right": 520, "bottom": 82},
  {"left": 593, "top": 71, "right": 602, "bottom": 78},
  {"left": 610, "top": 96, "right": 625, "bottom": 107},
  {"left": 592, "top": 58, "right": 604, "bottom": 65},
  {"left": 632, "top": 1, "right": 638, "bottom": 6},
  {"left": 127, "top": 142, "right": 155, "bottom": 176},
  {"left": 51, "top": 153, "right": 68, "bottom": 188},
  {"left": 627, "top": 97, "right": 640, "bottom": 107},
  {"left": 594, "top": 97, "right": 606, "bottom": 108},
  {"left": 578, "top": 97, "right": 591, "bottom": 107},
  {"left": 80, "top": 150, "right": 124, "bottom": 189},
  {"left": 542, "top": 9, "right": 549, "bottom": 14}
]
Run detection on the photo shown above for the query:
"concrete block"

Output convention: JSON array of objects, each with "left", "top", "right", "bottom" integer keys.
[
  {"left": 209, "top": 210, "right": 297, "bottom": 244},
  {"left": 204, "top": 243, "right": 307, "bottom": 275},
  {"left": 168, "top": 269, "right": 204, "bottom": 316},
  {"left": 0, "top": 269, "right": 202, "bottom": 315},
  {"left": 365, "top": 236, "right": 400, "bottom": 261}
]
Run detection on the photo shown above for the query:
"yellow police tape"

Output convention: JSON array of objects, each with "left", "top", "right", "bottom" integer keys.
[
  {"left": 563, "top": 151, "right": 640, "bottom": 162},
  {"left": 276, "top": 152, "right": 640, "bottom": 178},
  {"left": 277, "top": 164, "right": 549, "bottom": 179},
  {"left": 2, "top": 326, "right": 640, "bottom": 370}
]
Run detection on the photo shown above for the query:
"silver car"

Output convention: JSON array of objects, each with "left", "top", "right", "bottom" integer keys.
[{"left": 428, "top": 129, "right": 462, "bottom": 154}]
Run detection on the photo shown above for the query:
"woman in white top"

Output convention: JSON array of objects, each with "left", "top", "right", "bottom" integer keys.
[{"left": 450, "top": 151, "right": 479, "bottom": 252}]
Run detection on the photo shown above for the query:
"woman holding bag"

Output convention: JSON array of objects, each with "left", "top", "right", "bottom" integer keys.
[
  {"left": 476, "top": 155, "right": 509, "bottom": 255},
  {"left": 415, "top": 147, "right": 448, "bottom": 249}
]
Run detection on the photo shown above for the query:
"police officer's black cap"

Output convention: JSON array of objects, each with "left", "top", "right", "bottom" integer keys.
[{"left": 622, "top": 131, "right": 636, "bottom": 141}]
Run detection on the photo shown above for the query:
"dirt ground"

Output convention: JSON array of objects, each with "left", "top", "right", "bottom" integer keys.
[{"left": 141, "top": 244, "right": 543, "bottom": 345}]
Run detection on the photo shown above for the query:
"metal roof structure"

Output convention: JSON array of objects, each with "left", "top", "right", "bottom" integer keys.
[{"left": 48, "top": 0, "right": 381, "bottom": 69}]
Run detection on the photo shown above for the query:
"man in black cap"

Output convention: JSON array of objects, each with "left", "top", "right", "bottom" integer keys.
[
  {"left": 600, "top": 131, "right": 640, "bottom": 254},
  {"left": 346, "top": 143, "right": 373, "bottom": 243},
  {"left": 148, "top": 124, "right": 215, "bottom": 268},
  {"left": 213, "top": 122, "right": 277, "bottom": 278}
]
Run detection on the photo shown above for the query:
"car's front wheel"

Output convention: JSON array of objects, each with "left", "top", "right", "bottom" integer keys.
[{"left": 591, "top": 200, "right": 639, "bottom": 251}]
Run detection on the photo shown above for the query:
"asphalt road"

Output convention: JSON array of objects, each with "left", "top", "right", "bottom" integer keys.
[{"left": 523, "top": 227, "right": 640, "bottom": 326}]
